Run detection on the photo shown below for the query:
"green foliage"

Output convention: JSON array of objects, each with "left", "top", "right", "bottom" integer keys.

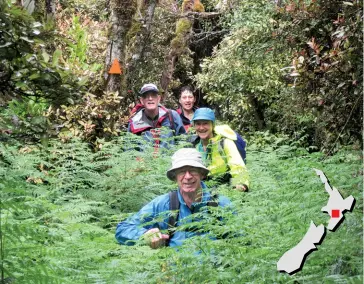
[
  {"left": 0, "top": 1, "right": 85, "bottom": 107},
  {"left": 0, "top": 1, "right": 109, "bottom": 143},
  {"left": 274, "top": 0, "right": 363, "bottom": 151},
  {"left": 195, "top": 0, "right": 362, "bottom": 151},
  {"left": 47, "top": 92, "right": 126, "bottom": 146},
  {"left": 0, "top": 97, "right": 50, "bottom": 143},
  {"left": 58, "top": 0, "right": 109, "bottom": 21},
  {"left": 66, "top": 16, "right": 88, "bottom": 65},
  {"left": 200, "top": 0, "right": 221, "bottom": 11},
  {"left": 170, "top": 34, "right": 185, "bottom": 52},
  {"left": 0, "top": 136, "right": 174, "bottom": 282},
  {"left": 0, "top": 136, "right": 362, "bottom": 282},
  {"left": 248, "top": 130, "right": 321, "bottom": 155},
  {"left": 195, "top": 0, "right": 286, "bottom": 131},
  {"left": 53, "top": 5, "right": 107, "bottom": 94}
]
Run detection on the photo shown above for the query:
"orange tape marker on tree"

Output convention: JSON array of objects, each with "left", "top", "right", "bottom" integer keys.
[{"left": 108, "top": 59, "right": 122, "bottom": 74}]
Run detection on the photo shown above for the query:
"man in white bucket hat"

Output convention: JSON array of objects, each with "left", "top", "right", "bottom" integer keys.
[{"left": 115, "top": 148, "right": 232, "bottom": 248}]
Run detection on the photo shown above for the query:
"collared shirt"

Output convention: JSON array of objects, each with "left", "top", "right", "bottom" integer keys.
[
  {"left": 141, "top": 111, "right": 159, "bottom": 128},
  {"left": 115, "top": 183, "right": 232, "bottom": 247}
]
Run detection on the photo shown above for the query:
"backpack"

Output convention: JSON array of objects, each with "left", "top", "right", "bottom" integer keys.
[
  {"left": 166, "top": 190, "right": 218, "bottom": 245},
  {"left": 220, "top": 131, "right": 247, "bottom": 164}
]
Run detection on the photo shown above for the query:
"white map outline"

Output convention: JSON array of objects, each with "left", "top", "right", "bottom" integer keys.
[{"left": 277, "top": 169, "right": 355, "bottom": 275}]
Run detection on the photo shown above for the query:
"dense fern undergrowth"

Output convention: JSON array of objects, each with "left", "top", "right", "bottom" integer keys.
[{"left": 0, "top": 134, "right": 362, "bottom": 283}]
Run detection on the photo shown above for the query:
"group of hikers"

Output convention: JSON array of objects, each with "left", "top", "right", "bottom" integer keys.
[{"left": 116, "top": 83, "right": 250, "bottom": 248}]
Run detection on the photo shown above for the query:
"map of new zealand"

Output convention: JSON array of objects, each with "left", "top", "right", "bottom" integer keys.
[{"left": 277, "top": 169, "right": 355, "bottom": 275}]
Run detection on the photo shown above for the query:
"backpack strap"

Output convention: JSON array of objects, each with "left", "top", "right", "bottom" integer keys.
[
  {"left": 207, "top": 193, "right": 219, "bottom": 207},
  {"left": 218, "top": 138, "right": 228, "bottom": 164},
  {"left": 167, "top": 190, "right": 219, "bottom": 244},
  {"left": 168, "top": 190, "right": 180, "bottom": 227},
  {"left": 221, "top": 135, "right": 247, "bottom": 164},
  {"left": 167, "top": 109, "right": 175, "bottom": 135},
  {"left": 167, "top": 190, "right": 180, "bottom": 245},
  {"left": 191, "top": 135, "right": 200, "bottom": 147}
]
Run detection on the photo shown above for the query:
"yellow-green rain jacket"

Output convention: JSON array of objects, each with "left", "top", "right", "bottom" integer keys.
[{"left": 195, "top": 125, "right": 250, "bottom": 188}]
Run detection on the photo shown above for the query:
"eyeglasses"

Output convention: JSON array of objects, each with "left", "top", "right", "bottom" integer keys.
[
  {"left": 176, "top": 168, "right": 201, "bottom": 177},
  {"left": 141, "top": 92, "right": 159, "bottom": 99}
]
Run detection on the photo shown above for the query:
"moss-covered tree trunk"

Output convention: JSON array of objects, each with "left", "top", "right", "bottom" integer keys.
[
  {"left": 133, "top": 0, "right": 157, "bottom": 62},
  {"left": 159, "top": 0, "right": 201, "bottom": 94},
  {"left": 126, "top": 0, "right": 158, "bottom": 95},
  {"left": 105, "top": 0, "right": 136, "bottom": 93}
]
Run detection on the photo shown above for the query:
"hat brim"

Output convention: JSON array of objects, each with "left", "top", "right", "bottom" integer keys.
[
  {"left": 139, "top": 90, "right": 159, "bottom": 96},
  {"left": 166, "top": 162, "right": 209, "bottom": 181},
  {"left": 191, "top": 115, "right": 214, "bottom": 122}
]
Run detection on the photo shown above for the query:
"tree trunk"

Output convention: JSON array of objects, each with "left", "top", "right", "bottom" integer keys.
[
  {"left": 247, "top": 94, "right": 266, "bottom": 130},
  {"left": 160, "top": 1, "right": 196, "bottom": 94},
  {"left": 126, "top": 0, "right": 157, "bottom": 95},
  {"left": 160, "top": 50, "right": 178, "bottom": 93},
  {"left": 105, "top": 0, "right": 136, "bottom": 93},
  {"left": 136, "top": 0, "right": 157, "bottom": 61}
]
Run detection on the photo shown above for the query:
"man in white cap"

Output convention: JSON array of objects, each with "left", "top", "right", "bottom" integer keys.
[
  {"left": 115, "top": 148, "right": 232, "bottom": 248},
  {"left": 128, "top": 83, "right": 186, "bottom": 149}
]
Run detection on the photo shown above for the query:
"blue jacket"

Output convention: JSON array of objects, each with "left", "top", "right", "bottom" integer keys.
[
  {"left": 115, "top": 183, "right": 232, "bottom": 247},
  {"left": 127, "top": 105, "right": 186, "bottom": 149}
]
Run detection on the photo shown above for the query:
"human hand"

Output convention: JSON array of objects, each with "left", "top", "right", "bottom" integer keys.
[
  {"left": 234, "top": 184, "right": 248, "bottom": 192},
  {"left": 144, "top": 228, "right": 169, "bottom": 249}
]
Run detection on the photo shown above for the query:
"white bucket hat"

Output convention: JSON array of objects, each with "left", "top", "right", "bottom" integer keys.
[{"left": 166, "top": 148, "right": 209, "bottom": 181}]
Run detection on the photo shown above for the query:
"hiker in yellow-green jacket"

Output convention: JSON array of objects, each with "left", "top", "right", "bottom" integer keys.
[{"left": 191, "top": 108, "right": 250, "bottom": 192}]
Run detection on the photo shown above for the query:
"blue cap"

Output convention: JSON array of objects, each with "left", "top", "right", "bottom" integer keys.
[
  {"left": 139, "top": 83, "right": 159, "bottom": 96},
  {"left": 191, "top": 107, "right": 215, "bottom": 122}
]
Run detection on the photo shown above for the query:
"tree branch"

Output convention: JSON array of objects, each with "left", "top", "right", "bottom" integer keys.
[
  {"left": 190, "top": 30, "right": 229, "bottom": 44},
  {"left": 183, "top": 11, "right": 222, "bottom": 19},
  {"left": 162, "top": 11, "right": 223, "bottom": 21}
]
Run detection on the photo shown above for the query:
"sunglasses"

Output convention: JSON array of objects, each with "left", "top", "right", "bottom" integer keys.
[{"left": 140, "top": 92, "right": 159, "bottom": 99}]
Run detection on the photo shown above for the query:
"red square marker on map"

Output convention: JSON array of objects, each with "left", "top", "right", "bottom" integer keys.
[{"left": 331, "top": 209, "right": 340, "bottom": 218}]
